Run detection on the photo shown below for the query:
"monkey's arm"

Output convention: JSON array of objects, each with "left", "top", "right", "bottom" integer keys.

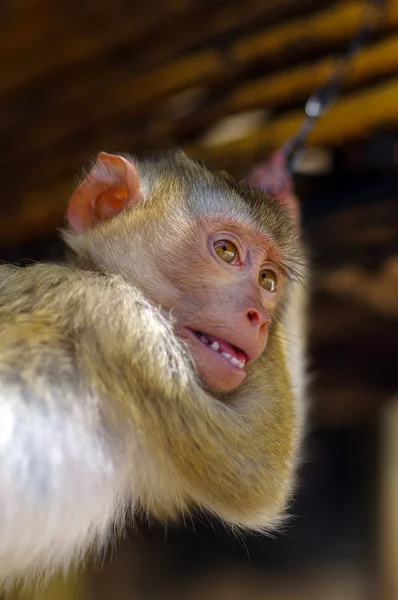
[
  {"left": 0, "top": 265, "right": 18, "bottom": 284},
  {"left": 0, "top": 265, "right": 133, "bottom": 584},
  {"left": 0, "top": 262, "right": 204, "bottom": 584}
]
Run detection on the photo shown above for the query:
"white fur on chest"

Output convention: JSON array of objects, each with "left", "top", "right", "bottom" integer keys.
[{"left": 0, "top": 388, "right": 127, "bottom": 583}]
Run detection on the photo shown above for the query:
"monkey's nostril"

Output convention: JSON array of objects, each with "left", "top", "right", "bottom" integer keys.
[
  {"left": 247, "top": 309, "right": 271, "bottom": 328},
  {"left": 247, "top": 310, "right": 259, "bottom": 323}
]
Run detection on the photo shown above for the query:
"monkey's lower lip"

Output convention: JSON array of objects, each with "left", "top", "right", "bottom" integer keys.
[{"left": 187, "top": 329, "right": 248, "bottom": 368}]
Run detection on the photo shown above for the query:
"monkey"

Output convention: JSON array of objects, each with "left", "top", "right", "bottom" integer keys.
[{"left": 0, "top": 150, "right": 307, "bottom": 586}]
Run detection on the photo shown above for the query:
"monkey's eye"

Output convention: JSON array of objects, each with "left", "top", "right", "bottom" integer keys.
[
  {"left": 213, "top": 240, "right": 238, "bottom": 263},
  {"left": 259, "top": 269, "right": 277, "bottom": 292}
]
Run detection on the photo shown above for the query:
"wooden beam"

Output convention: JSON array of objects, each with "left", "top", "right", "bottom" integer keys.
[
  {"left": 130, "top": 0, "right": 329, "bottom": 73},
  {"left": 4, "top": 43, "right": 398, "bottom": 194},
  {"left": 0, "top": 0, "right": 324, "bottom": 117},
  {"left": 0, "top": 1, "right": 188, "bottom": 93},
  {"left": 3, "top": 0, "right": 395, "bottom": 163},
  {"left": 185, "top": 77, "right": 398, "bottom": 167},
  {"left": 172, "top": 33, "right": 398, "bottom": 138},
  {"left": 232, "top": 0, "right": 398, "bottom": 66},
  {"left": 0, "top": 1, "right": 116, "bottom": 60},
  {"left": 229, "top": 34, "right": 398, "bottom": 112},
  {"left": 0, "top": 50, "right": 224, "bottom": 163}
]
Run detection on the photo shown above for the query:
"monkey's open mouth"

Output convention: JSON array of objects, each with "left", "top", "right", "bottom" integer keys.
[{"left": 192, "top": 330, "right": 247, "bottom": 369}]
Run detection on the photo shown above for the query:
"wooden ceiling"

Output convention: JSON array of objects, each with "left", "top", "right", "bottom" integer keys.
[{"left": 1, "top": 0, "right": 398, "bottom": 246}]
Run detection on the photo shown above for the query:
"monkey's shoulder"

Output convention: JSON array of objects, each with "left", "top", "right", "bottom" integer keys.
[
  {"left": 0, "top": 261, "right": 167, "bottom": 355},
  {"left": 0, "top": 262, "right": 161, "bottom": 392},
  {"left": 0, "top": 262, "right": 139, "bottom": 307}
]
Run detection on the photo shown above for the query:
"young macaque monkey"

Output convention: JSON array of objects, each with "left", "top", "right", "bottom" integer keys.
[{"left": 0, "top": 150, "right": 307, "bottom": 585}]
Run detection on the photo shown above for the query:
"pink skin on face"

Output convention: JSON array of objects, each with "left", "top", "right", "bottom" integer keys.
[{"left": 176, "top": 227, "right": 279, "bottom": 393}]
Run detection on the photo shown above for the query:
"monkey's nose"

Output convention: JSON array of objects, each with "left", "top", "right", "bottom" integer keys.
[{"left": 247, "top": 308, "right": 271, "bottom": 329}]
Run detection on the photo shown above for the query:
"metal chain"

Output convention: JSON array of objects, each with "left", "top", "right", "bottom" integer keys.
[{"left": 280, "top": 0, "right": 387, "bottom": 172}]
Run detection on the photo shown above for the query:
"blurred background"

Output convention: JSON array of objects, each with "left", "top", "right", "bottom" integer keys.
[{"left": 1, "top": 0, "right": 398, "bottom": 599}]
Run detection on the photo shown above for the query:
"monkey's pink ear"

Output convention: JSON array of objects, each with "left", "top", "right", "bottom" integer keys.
[
  {"left": 67, "top": 152, "right": 142, "bottom": 233},
  {"left": 248, "top": 152, "right": 300, "bottom": 226}
]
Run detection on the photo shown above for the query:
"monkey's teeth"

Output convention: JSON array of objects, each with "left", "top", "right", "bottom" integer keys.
[
  {"left": 196, "top": 332, "right": 246, "bottom": 369},
  {"left": 220, "top": 352, "right": 245, "bottom": 369}
]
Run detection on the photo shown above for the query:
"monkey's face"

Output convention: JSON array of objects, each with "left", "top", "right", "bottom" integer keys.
[
  {"left": 64, "top": 151, "right": 298, "bottom": 394},
  {"left": 155, "top": 217, "right": 286, "bottom": 393}
]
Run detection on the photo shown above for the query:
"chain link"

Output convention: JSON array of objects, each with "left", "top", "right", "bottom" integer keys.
[{"left": 280, "top": 0, "right": 387, "bottom": 172}]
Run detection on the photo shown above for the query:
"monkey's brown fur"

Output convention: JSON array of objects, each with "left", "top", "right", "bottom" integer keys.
[{"left": 0, "top": 152, "right": 306, "bottom": 584}]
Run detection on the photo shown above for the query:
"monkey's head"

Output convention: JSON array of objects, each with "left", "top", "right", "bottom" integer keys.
[{"left": 64, "top": 151, "right": 303, "bottom": 394}]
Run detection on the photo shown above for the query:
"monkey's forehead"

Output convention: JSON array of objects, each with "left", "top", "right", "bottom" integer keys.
[
  {"left": 189, "top": 182, "right": 301, "bottom": 259},
  {"left": 136, "top": 154, "right": 301, "bottom": 257}
]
